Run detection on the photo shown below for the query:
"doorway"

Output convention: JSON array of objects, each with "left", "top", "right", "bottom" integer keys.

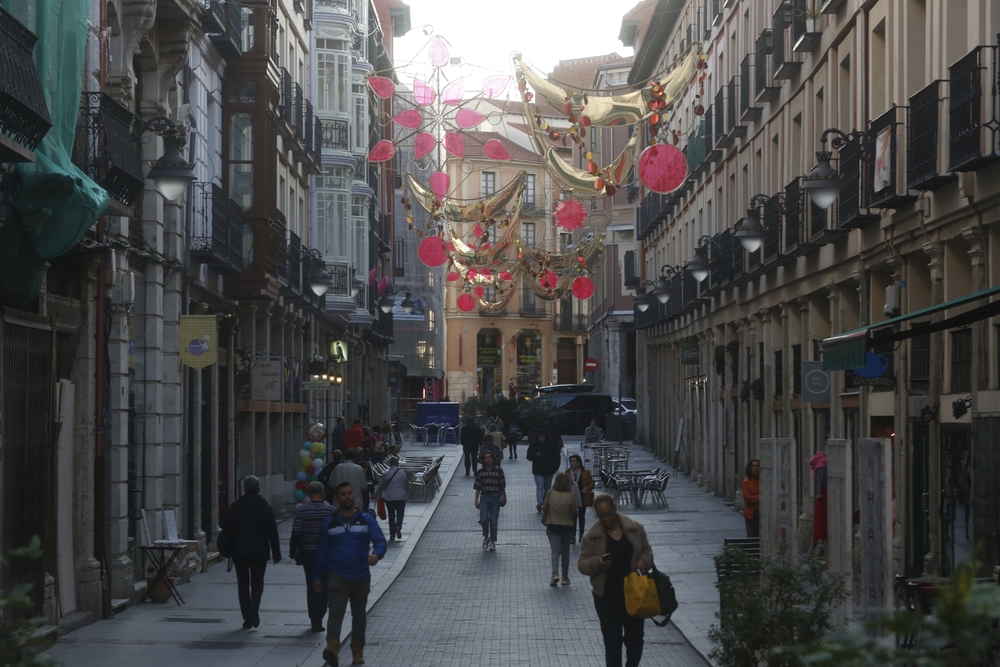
[{"left": 940, "top": 424, "right": 972, "bottom": 575}]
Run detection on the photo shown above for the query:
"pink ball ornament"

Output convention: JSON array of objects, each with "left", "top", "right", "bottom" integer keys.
[
  {"left": 572, "top": 275, "right": 595, "bottom": 299},
  {"left": 457, "top": 293, "right": 476, "bottom": 312},
  {"left": 637, "top": 143, "right": 688, "bottom": 194}
]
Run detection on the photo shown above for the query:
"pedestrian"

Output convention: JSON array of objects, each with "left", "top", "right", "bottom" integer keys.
[
  {"left": 526, "top": 429, "right": 562, "bottom": 512},
  {"left": 313, "top": 482, "right": 387, "bottom": 666},
  {"left": 479, "top": 433, "right": 503, "bottom": 468},
  {"left": 566, "top": 454, "right": 596, "bottom": 544},
  {"left": 473, "top": 450, "right": 506, "bottom": 551},
  {"left": 343, "top": 418, "right": 365, "bottom": 451},
  {"left": 578, "top": 494, "right": 654, "bottom": 667},
  {"left": 460, "top": 416, "right": 483, "bottom": 476},
  {"left": 330, "top": 448, "right": 368, "bottom": 510},
  {"left": 585, "top": 419, "right": 604, "bottom": 443},
  {"left": 289, "top": 481, "right": 335, "bottom": 632},
  {"left": 486, "top": 423, "right": 506, "bottom": 460},
  {"left": 542, "top": 472, "right": 577, "bottom": 586},
  {"left": 742, "top": 459, "right": 760, "bottom": 538},
  {"left": 220, "top": 475, "right": 281, "bottom": 629},
  {"left": 369, "top": 425, "right": 387, "bottom": 465},
  {"left": 374, "top": 456, "right": 408, "bottom": 541},
  {"left": 484, "top": 410, "right": 504, "bottom": 435},
  {"left": 330, "top": 416, "right": 347, "bottom": 453},
  {"left": 506, "top": 422, "right": 521, "bottom": 460}
]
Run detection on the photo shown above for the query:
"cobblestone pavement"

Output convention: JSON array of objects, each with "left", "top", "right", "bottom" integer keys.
[
  {"left": 358, "top": 448, "right": 710, "bottom": 667},
  {"left": 42, "top": 438, "right": 744, "bottom": 666}
]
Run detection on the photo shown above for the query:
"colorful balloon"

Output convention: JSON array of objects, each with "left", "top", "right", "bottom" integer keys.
[
  {"left": 307, "top": 474, "right": 318, "bottom": 482},
  {"left": 295, "top": 481, "right": 308, "bottom": 490},
  {"left": 307, "top": 423, "right": 327, "bottom": 442},
  {"left": 294, "top": 489, "right": 306, "bottom": 501},
  {"left": 313, "top": 459, "right": 325, "bottom": 469},
  {"left": 306, "top": 465, "right": 315, "bottom": 475},
  {"left": 296, "top": 472, "right": 307, "bottom": 482},
  {"left": 301, "top": 456, "right": 312, "bottom": 468}
]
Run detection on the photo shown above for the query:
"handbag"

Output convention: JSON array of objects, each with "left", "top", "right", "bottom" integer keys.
[
  {"left": 218, "top": 527, "right": 234, "bottom": 559},
  {"left": 624, "top": 570, "right": 661, "bottom": 619},
  {"left": 376, "top": 496, "right": 387, "bottom": 520},
  {"left": 649, "top": 563, "right": 678, "bottom": 626}
]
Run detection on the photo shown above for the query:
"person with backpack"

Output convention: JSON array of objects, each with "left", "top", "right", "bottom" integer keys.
[
  {"left": 369, "top": 425, "right": 387, "bottom": 465},
  {"left": 374, "top": 456, "right": 408, "bottom": 541},
  {"left": 313, "top": 482, "right": 387, "bottom": 667}
]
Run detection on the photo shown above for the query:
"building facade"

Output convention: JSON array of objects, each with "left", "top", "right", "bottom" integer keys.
[{"left": 627, "top": 0, "right": 1000, "bottom": 583}]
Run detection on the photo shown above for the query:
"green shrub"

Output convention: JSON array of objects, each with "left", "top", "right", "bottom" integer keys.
[
  {"left": 708, "top": 543, "right": 848, "bottom": 667},
  {"left": 0, "top": 536, "right": 58, "bottom": 666}
]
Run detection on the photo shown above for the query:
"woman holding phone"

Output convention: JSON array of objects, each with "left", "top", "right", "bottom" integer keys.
[{"left": 578, "top": 494, "right": 654, "bottom": 667}]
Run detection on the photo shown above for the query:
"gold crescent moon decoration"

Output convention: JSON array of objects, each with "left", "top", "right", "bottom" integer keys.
[
  {"left": 513, "top": 43, "right": 704, "bottom": 197},
  {"left": 405, "top": 171, "right": 527, "bottom": 222}
]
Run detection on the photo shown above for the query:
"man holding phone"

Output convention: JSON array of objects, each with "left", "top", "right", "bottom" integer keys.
[{"left": 579, "top": 494, "right": 654, "bottom": 667}]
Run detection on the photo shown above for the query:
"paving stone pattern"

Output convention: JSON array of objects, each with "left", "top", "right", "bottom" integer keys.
[{"left": 358, "top": 453, "right": 710, "bottom": 667}]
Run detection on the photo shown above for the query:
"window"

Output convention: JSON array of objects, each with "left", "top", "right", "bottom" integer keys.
[
  {"left": 522, "top": 222, "right": 536, "bottom": 246},
  {"left": 481, "top": 171, "right": 496, "bottom": 196},
  {"left": 394, "top": 236, "right": 405, "bottom": 277},
  {"left": 228, "top": 113, "right": 253, "bottom": 209},
  {"left": 241, "top": 7, "right": 255, "bottom": 53},
  {"left": 910, "top": 323, "right": 930, "bottom": 392},
  {"left": 353, "top": 84, "right": 366, "bottom": 151},
  {"left": 317, "top": 50, "right": 350, "bottom": 113},
  {"left": 791, "top": 344, "right": 802, "bottom": 395},
  {"left": 525, "top": 174, "right": 536, "bottom": 206},
  {"left": 774, "top": 350, "right": 783, "bottom": 396},
  {"left": 950, "top": 329, "right": 972, "bottom": 393}
]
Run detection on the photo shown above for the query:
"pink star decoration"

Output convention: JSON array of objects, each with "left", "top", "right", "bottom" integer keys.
[{"left": 554, "top": 198, "right": 587, "bottom": 231}]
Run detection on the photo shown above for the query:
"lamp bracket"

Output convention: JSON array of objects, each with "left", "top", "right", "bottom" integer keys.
[{"left": 819, "top": 126, "right": 875, "bottom": 163}]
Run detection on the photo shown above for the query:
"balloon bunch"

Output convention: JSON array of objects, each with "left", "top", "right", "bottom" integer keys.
[{"left": 294, "top": 422, "right": 327, "bottom": 502}]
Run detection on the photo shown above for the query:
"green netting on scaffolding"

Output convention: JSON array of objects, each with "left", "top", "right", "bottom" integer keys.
[{"left": 1, "top": 0, "right": 108, "bottom": 305}]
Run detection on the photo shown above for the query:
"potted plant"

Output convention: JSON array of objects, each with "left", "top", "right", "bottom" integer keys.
[{"left": 145, "top": 566, "right": 174, "bottom": 603}]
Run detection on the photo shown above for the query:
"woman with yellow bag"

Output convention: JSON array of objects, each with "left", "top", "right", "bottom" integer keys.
[{"left": 578, "top": 494, "right": 654, "bottom": 667}]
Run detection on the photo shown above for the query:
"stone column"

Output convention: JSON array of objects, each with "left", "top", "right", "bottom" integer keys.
[
  {"left": 759, "top": 307, "right": 774, "bottom": 439},
  {"left": 797, "top": 297, "right": 815, "bottom": 550},
  {"left": 827, "top": 284, "right": 843, "bottom": 438},
  {"left": 961, "top": 227, "right": 987, "bottom": 392},
  {"left": 922, "top": 241, "right": 944, "bottom": 575},
  {"left": 886, "top": 255, "right": 907, "bottom": 575}
]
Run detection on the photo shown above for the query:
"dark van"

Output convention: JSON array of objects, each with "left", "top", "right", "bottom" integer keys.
[{"left": 542, "top": 393, "right": 614, "bottom": 435}]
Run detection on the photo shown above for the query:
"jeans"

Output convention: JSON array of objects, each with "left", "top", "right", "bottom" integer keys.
[
  {"left": 385, "top": 499, "right": 406, "bottom": 536},
  {"left": 232, "top": 557, "right": 268, "bottom": 625},
  {"left": 479, "top": 492, "right": 500, "bottom": 542},
  {"left": 594, "top": 591, "right": 645, "bottom": 667},
  {"left": 326, "top": 575, "right": 371, "bottom": 644},
  {"left": 534, "top": 474, "right": 554, "bottom": 506},
  {"left": 546, "top": 527, "right": 573, "bottom": 576},
  {"left": 463, "top": 449, "right": 478, "bottom": 474},
  {"left": 745, "top": 511, "right": 760, "bottom": 538},
  {"left": 577, "top": 506, "right": 588, "bottom": 536},
  {"left": 299, "top": 551, "right": 327, "bottom": 627},
  {"left": 508, "top": 441, "right": 517, "bottom": 458}
]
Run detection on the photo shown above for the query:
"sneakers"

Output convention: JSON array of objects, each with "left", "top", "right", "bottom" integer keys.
[
  {"left": 482, "top": 537, "right": 490, "bottom": 550},
  {"left": 561, "top": 576, "right": 571, "bottom": 586},
  {"left": 489, "top": 541, "right": 496, "bottom": 551},
  {"left": 550, "top": 573, "right": 559, "bottom": 587}
]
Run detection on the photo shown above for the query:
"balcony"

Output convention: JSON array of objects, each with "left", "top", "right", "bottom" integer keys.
[
  {"left": 72, "top": 92, "right": 144, "bottom": 214},
  {"left": 292, "top": 83, "right": 304, "bottom": 143},
  {"left": 761, "top": 196, "right": 784, "bottom": 266},
  {"left": 947, "top": 40, "right": 1000, "bottom": 172},
  {"left": 808, "top": 194, "right": 847, "bottom": 245},
  {"left": 772, "top": 3, "right": 801, "bottom": 80},
  {"left": 270, "top": 210, "right": 288, "bottom": 284},
  {"left": 725, "top": 77, "right": 747, "bottom": 143},
  {"left": 868, "top": 106, "right": 918, "bottom": 209},
  {"left": 707, "top": 229, "right": 732, "bottom": 293},
  {"left": 711, "top": 0, "right": 722, "bottom": 25},
  {"left": 287, "top": 231, "right": 302, "bottom": 296},
  {"left": 637, "top": 190, "right": 667, "bottom": 241},
  {"left": 713, "top": 89, "right": 726, "bottom": 148},
  {"left": 791, "top": 0, "right": 821, "bottom": 53},
  {"left": 278, "top": 68, "right": 293, "bottom": 137},
  {"left": 203, "top": 0, "right": 243, "bottom": 59},
  {"left": 835, "top": 134, "right": 879, "bottom": 230},
  {"left": 906, "top": 80, "right": 956, "bottom": 191},
  {"left": 754, "top": 30, "right": 780, "bottom": 104},
  {"left": 731, "top": 227, "right": 746, "bottom": 284},
  {"left": 191, "top": 183, "right": 247, "bottom": 274},
  {"left": 686, "top": 120, "right": 709, "bottom": 175},
  {"left": 739, "top": 56, "right": 761, "bottom": 122},
  {"left": 328, "top": 262, "right": 349, "bottom": 297},
  {"left": 678, "top": 272, "right": 706, "bottom": 315},
  {"left": 321, "top": 118, "right": 349, "bottom": 151},
  {"left": 519, "top": 295, "right": 549, "bottom": 318},
  {"left": 523, "top": 203, "right": 546, "bottom": 217},
  {"left": 782, "top": 177, "right": 818, "bottom": 258},
  {"left": 703, "top": 103, "right": 722, "bottom": 161},
  {"left": 555, "top": 311, "right": 589, "bottom": 332},
  {"left": 0, "top": 7, "right": 50, "bottom": 162}
]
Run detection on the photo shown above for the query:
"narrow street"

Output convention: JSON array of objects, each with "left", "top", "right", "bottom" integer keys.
[{"left": 42, "top": 439, "right": 744, "bottom": 666}]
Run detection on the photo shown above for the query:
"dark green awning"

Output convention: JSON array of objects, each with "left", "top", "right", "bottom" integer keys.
[{"left": 821, "top": 284, "right": 1000, "bottom": 372}]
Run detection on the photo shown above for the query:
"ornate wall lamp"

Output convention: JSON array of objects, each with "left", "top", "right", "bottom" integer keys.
[
  {"left": 378, "top": 284, "right": 415, "bottom": 314},
  {"left": 801, "top": 127, "right": 872, "bottom": 209},
  {"left": 136, "top": 117, "right": 197, "bottom": 200}
]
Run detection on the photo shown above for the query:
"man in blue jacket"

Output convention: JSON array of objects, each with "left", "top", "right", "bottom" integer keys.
[{"left": 313, "top": 482, "right": 387, "bottom": 666}]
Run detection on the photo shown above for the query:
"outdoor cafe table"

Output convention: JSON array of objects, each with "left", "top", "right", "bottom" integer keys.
[{"left": 615, "top": 470, "right": 656, "bottom": 509}]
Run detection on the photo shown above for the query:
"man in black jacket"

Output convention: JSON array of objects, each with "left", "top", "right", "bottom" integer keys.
[
  {"left": 221, "top": 475, "right": 281, "bottom": 629},
  {"left": 526, "top": 429, "right": 563, "bottom": 512},
  {"left": 330, "top": 416, "right": 347, "bottom": 453},
  {"left": 460, "top": 417, "right": 483, "bottom": 476}
]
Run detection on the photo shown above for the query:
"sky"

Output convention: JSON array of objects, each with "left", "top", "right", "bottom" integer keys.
[{"left": 390, "top": 0, "right": 635, "bottom": 91}]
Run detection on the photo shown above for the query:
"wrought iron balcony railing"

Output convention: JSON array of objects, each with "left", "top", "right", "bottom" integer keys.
[
  {"left": 329, "top": 262, "right": 349, "bottom": 296},
  {"left": 731, "top": 225, "right": 746, "bottom": 283},
  {"left": 713, "top": 88, "right": 728, "bottom": 147},
  {"left": 72, "top": 92, "right": 144, "bottom": 211},
  {"left": 707, "top": 229, "right": 732, "bottom": 292},
  {"left": 322, "top": 119, "right": 349, "bottom": 151},
  {"left": 725, "top": 77, "right": 746, "bottom": 143},
  {"left": 772, "top": 2, "right": 801, "bottom": 80},
  {"left": 288, "top": 231, "right": 302, "bottom": 293},
  {"left": 906, "top": 80, "right": 955, "bottom": 191},
  {"left": 0, "top": 7, "right": 50, "bottom": 160},
  {"left": 554, "top": 312, "right": 589, "bottom": 332},
  {"left": 292, "top": 83, "right": 304, "bottom": 139},
  {"left": 637, "top": 190, "right": 666, "bottom": 241},
  {"left": 190, "top": 182, "right": 247, "bottom": 274},
  {"left": 868, "top": 105, "right": 918, "bottom": 208},
  {"left": 279, "top": 68, "right": 293, "bottom": 131},
  {"left": 947, "top": 40, "right": 1000, "bottom": 172},
  {"left": 703, "top": 103, "right": 721, "bottom": 162},
  {"left": 761, "top": 197, "right": 782, "bottom": 265},
  {"left": 740, "top": 56, "right": 761, "bottom": 121},
  {"left": 754, "top": 30, "right": 780, "bottom": 104},
  {"left": 269, "top": 209, "right": 288, "bottom": 282},
  {"left": 790, "top": 0, "right": 821, "bottom": 52},
  {"left": 781, "top": 177, "right": 817, "bottom": 258},
  {"left": 835, "top": 135, "right": 879, "bottom": 230},
  {"left": 203, "top": 0, "right": 243, "bottom": 59}
]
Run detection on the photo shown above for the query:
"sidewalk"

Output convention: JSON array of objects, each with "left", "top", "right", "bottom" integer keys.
[{"left": 42, "top": 443, "right": 465, "bottom": 667}]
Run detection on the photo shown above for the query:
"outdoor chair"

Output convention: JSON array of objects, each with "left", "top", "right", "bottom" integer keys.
[{"left": 641, "top": 471, "right": 670, "bottom": 509}]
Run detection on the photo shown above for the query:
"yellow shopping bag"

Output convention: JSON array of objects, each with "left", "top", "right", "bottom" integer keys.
[{"left": 624, "top": 571, "right": 661, "bottom": 618}]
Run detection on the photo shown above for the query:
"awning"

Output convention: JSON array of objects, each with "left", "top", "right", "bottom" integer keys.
[{"left": 821, "top": 284, "right": 1000, "bottom": 371}]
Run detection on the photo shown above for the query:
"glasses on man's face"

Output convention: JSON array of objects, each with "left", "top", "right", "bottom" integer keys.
[{"left": 596, "top": 510, "right": 615, "bottom": 520}]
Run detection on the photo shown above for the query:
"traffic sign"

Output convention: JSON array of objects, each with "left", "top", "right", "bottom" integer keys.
[{"left": 584, "top": 357, "right": 598, "bottom": 372}]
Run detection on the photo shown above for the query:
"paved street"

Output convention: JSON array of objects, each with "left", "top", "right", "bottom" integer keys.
[{"left": 42, "top": 438, "right": 745, "bottom": 666}]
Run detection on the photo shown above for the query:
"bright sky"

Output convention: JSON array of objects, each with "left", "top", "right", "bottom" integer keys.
[{"left": 391, "top": 0, "right": 635, "bottom": 92}]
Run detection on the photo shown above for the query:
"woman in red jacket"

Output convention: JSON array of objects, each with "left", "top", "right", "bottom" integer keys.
[{"left": 742, "top": 459, "right": 760, "bottom": 538}]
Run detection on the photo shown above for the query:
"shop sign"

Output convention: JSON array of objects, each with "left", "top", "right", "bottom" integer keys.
[
  {"left": 251, "top": 359, "right": 282, "bottom": 401},
  {"left": 679, "top": 339, "right": 699, "bottom": 365}
]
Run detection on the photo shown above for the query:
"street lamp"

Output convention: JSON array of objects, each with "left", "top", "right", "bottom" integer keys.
[
  {"left": 350, "top": 266, "right": 365, "bottom": 298},
  {"left": 686, "top": 237, "right": 713, "bottom": 283},
  {"left": 136, "top": 117, "right": 197, "bottom": 201},
  {"left": 652, "top": 265, "right": 683, "bottom": 304},
  {"left": 633, "top": 280, "right": 657, "bottom": 312},
  {"left": 379, "top": 284, "right": 414, "bottom": 314},
  {"left": 800, "top": 127, "right": 870, "bottom": 210},
  {"left": 733, "top": 213, "right": 766, "bottom": 253},
  {"left": 303, "top": 248, "right": 333, "bottom": 296}
]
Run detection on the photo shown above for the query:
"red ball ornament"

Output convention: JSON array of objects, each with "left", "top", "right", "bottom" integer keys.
[
  {"left": 572, "top": 275, "right": 595, "bottom": 299},
  {"left": 457, "top": 293, "right": 476, "bottom": 312},
  {"left": 637, "top": 143, "right": 688, "bottom": 194},
  {"left": 418, "top": 236, "right": 449, "bottom": 267}
]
